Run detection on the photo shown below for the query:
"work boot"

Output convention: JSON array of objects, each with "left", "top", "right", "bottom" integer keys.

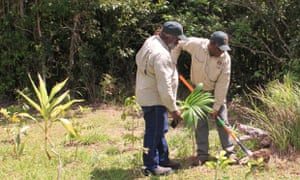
[
  {"left": 160, "top": 160, "right": 181, "bottom": 170},
  {"left": 143, "top": 166, "right": 173, "bottom": 176}
]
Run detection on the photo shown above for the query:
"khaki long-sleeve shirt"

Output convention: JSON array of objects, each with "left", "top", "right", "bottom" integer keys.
[
  {"left": 172, "top": 37, "right": 231, "bottom": 111},
  {"left": 135, "top": 35, "right": 179, "bottom": 112}
]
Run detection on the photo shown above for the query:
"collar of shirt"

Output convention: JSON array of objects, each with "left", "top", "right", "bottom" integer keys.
[{"left": 156, "top": 35, "right": 171, "bottom": 52}]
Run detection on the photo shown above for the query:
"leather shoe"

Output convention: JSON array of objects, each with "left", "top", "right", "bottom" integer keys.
[
  {"left": 143, "top": 166, "right": 173, "bottom": 176},
  {"left": 160, "top": 160, "right": 181, "bottom": 169}
]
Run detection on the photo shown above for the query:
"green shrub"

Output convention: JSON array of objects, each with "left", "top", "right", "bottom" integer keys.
[{"left": 241, "top": 74, "right": 300, "bottom": 153}]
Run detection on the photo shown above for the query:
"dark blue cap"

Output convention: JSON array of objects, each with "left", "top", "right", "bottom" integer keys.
[
  {"left": 210, "top": 31, "right": 231, "bottom": 51},
  {"left": 162, "top": 21, "right": 187, "bottom": 40}
]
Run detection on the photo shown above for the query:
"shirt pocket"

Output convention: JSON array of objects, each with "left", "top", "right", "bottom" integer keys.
[{"left": 207, "top": 64, "right": 223, "bottom": 82}]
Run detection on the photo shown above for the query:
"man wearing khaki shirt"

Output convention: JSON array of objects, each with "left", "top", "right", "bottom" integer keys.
[
  {"left": 172, "top": 31, "right": 237, "bottom": 165},
  {"left": 135, "top": 21, "right": 186, "bottom": 176}
]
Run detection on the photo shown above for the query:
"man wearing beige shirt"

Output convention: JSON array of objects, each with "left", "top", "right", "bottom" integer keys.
[
  {"left": 135, "top": 21, "right": 185, "bottom": 176},
  {"left": 172, "top": 31, "right": 237, "bottom": 165}
]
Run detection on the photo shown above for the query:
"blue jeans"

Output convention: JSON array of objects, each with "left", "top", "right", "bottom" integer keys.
[{"left": 142, "top": 106, "right": 169, "bottom": 171}]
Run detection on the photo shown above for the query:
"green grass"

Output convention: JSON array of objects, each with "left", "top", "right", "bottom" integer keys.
[{"left": 0, "top": 107, "right": 300, "bottom": 180}]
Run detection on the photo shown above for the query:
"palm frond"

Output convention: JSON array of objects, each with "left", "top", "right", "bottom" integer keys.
[
  {"left": 17, "top": 90, "right": 41, "bottom": 113},
  {"left": 179, "top": 83, "right": 214, "bottom": 129},
  {"left": 48, "top": 78, "right": 68, "bottom": 102}
]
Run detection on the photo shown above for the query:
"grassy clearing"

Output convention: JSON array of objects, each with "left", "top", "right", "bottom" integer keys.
[{"left": 0, "top": 106, "right": 300, "bottom": 180}]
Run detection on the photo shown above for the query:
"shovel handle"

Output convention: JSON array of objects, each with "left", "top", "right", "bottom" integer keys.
[{"left": 179, "top": 75, "right": 194, "bottom": 92}]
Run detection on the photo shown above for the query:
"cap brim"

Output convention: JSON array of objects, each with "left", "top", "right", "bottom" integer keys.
[
  {"left": 178, "top": 34, "right": 187, "bottom": 40},
  {"left": 218, "top": 45, "right": 231, "bottom": 51}
]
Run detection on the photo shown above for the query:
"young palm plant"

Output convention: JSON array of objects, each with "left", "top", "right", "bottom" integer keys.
[
  {"left": 177, "top": 83, "right": 214, "bottom": 154},
  {"left": 205, "top": 150, "right": 236, "bottom": 180},
  {"left": 17, "top": 73, "right": 83, "bottom": 179}
]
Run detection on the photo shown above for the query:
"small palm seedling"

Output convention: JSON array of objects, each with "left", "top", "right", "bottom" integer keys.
[
  {"left": 13, "top": 125, "right": 29, "bottom": 158},
  {"left": 205, "top": 150, "right": 236, "bottom": 180},
  {"left": 0, "top": 108, "right": 30, "bottom": 158},
  {"left": 17, "top": 73, "right": 83, "bottom": 179},
  {"left": 245, "top": 157, "right": 266, "bottom": 179},
  {"left": 177, "top": 83, "right": 214, "bottom": 154}
]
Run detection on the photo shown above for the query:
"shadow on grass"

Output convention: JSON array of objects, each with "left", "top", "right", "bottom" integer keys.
[
  {"left": 90, "top": 167, "right": 145, "bottom": 180},
  {"left": 90, "top": 157, "right": 200, "bottom": 180}
]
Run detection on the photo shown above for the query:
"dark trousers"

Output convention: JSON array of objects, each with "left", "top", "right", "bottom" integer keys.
[
  {"left": 142, "top": 106, "right": 169, "bottom": 171},
  {"left": 195, "top": 104, "right": 234, "bottom": 157}
]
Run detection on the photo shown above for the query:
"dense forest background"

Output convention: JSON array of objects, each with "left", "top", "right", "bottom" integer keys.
[{"left": 0, "top": 0, "right": 299, "bottom": 103}]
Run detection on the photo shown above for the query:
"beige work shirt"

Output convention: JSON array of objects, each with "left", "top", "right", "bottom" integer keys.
[
  {"left": 135, "top": 35, "right": 179, "bottom": 112},
  {"left": 172, "top": 37, "right": 231, "bottom": 111}
]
